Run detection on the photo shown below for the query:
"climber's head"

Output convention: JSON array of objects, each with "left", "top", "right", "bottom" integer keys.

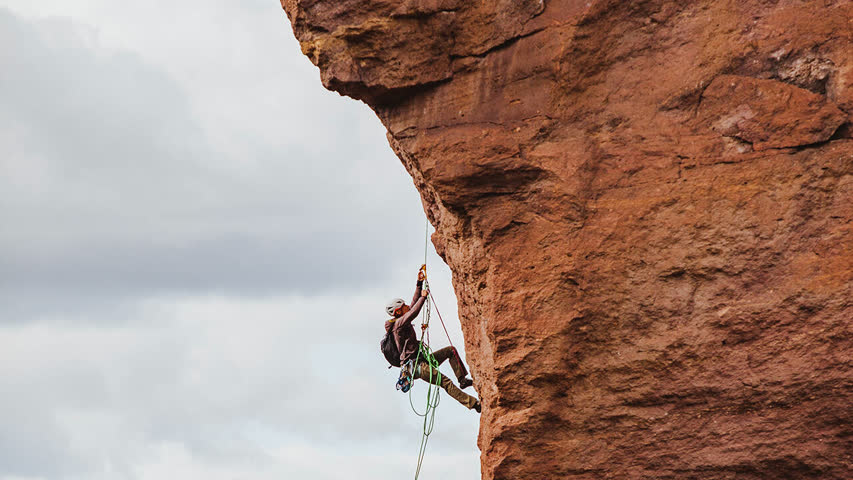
[{"left": 385, "top": 298, "right": 408, "bottom": 318}]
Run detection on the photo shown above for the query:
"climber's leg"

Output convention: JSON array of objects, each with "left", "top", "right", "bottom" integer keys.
[
  {"left": 415, "top": 361, "right": 479, "bottom": 410},
  {"left": 431, "top": 346, "right": 469, "bottom": 380},
  {"left": 431, "top": 346, "right": 473, "bottom": 388}
]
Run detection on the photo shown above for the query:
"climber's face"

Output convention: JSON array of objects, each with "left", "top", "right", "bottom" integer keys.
[{"left": 395, "top": 304, "right": 410, "bottom": 317}]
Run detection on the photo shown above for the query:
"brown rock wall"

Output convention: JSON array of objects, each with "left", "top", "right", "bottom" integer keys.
[
  {"left": 699, "top": 75, "right": 846, "bottom": 150},
  {"left": 283, "top": 0, "right": 853, "bottom": 478}
]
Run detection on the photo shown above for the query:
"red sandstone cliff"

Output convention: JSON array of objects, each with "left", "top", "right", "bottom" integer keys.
[{"left": 282, "top": 1, "right": 853, "bottom": 478}]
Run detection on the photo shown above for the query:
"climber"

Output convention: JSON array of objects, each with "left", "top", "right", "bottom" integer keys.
[{"left": 382, "top": 267, "right": 481, "bottom": 413}]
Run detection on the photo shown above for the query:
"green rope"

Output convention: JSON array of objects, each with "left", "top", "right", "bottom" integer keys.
[
  {"left": 410, "top": 343, "right": 440, "bottom": 479},
  {"left": 408, "top": 286, "right": 442, "bottom": 480}
]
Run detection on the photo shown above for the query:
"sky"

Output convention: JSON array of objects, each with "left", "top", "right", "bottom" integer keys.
[{"left": 0, "top": 1, "right": 481, "bottom": 479}]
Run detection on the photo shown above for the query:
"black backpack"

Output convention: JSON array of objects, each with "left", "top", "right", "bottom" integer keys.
[{"left": 380, "top": 329, "right": 401, "bottom": 367}]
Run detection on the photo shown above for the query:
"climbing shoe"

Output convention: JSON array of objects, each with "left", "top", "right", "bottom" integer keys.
[
  {"left": 458, "top": 377, "right": 473, "bottom": 390},
  {"left": 473, "top": 400, "right": 481, "bottom": 413}
]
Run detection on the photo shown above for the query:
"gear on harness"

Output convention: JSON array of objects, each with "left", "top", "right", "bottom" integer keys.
[
  {"left": 396, "top": 374, "right": 412, "bottom": 393},
  {"left": 397, "top": 359, "right": 414, "bottom": 392}
]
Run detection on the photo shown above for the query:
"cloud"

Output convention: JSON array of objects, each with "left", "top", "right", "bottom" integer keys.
[
  {"left": 0, "top": 294, "right": 479, "bottom": 479},
  {"left": 0, "top": 3, "right": 480, "bottom": 479},
  {"left": 0, "top": 5, "right": 428, "bottom": 316}
]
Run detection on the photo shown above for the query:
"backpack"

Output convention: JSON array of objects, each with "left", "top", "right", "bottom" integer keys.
[{"left": 380, "top": 329, "right": 402, "bottom": 367}]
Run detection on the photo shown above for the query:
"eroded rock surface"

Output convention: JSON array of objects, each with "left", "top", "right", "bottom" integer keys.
[
  {"left": 282, "top": 1, "right": 853, "bottom": 478},
  {"left": 700, "top": 75, "right": 846, "bottom": 150}
]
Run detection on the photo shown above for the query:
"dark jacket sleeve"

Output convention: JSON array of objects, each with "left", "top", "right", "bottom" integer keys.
[
  {"left": 410, "top": 279, "right": 423, "bottom": 306},
  {"left": 399, "top": 295, "right": 426, "bottom": 327}
]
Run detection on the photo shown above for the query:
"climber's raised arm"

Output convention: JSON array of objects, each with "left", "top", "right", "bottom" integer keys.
[
  {"left": 400, "top": 289, "right": 427, "bottom": 327},
  {"left": 410, "top": 265, "right": 426, "bottom": 305}
]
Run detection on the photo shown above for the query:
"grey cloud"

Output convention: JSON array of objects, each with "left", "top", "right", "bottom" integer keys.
[
  {"left": 0, "top": 10, "right": 199, "bottom": 176},
  {"left": 3, "top": 220, "right": 420, "bottom": 295},
  {"left": 0, "top": 3, "right": 479, "bottom": 480},
  {"left": 0, "top": 294, "right": 477, "bottom": 479},
  {"left": 0, "top": 407, "right": 84, "bottom": 477},
  {"left": 0, "top": 7, "right": 426, "bottom": 318}
]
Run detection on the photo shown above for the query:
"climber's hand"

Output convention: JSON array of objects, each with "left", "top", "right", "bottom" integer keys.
[
  {"left": 418, "top": 264, "right": 426, "bottom": 282},
  {"left": 421, "top": 288, "right": 429, "bottom": 298}
]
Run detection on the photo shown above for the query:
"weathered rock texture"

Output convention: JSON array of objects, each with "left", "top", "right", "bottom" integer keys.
[{"left": 283, "top": 1, "right": 853, "bottom": 478}]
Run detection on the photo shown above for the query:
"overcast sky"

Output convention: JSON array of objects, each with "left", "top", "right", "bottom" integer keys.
[{"left": 0, "top": 1, "right": 480, "bottom": 479}]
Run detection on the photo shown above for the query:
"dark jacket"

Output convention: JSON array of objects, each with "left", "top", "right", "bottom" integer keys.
[{"left": 384, "top": 280, "right": 425, "bottom": 365}]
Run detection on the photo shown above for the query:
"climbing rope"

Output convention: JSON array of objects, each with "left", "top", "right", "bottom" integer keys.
[
  {"left": 428, "top": 290, "right": 455, "bottom": 351},
  {"left": 410, "top": 343, "right": 440, "bottom": 479},
  {"left": 422, "top": 218, "right": 455, "bottom": 349},
  {"left": 409, "top": 220, "right": 442, "bottom": 480},
  {"left": 424, "top": 216, "right": 430, "bottom": 268},
  {"left": 406, "top": 219, "right": 464, "bottom": 480},
  {"left": 409, "top": 274, "right": 441, "bottom": 480}
]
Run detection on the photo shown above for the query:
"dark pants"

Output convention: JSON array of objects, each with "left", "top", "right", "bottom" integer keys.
[{"left": 413, "top": 346, "right": 478, "bottom": 409}]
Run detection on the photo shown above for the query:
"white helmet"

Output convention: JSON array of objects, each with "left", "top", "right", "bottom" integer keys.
[{"left": 385, "top": 298, "right": 405, "bottom": 316}]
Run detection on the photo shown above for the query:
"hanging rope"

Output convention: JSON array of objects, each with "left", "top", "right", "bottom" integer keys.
[
  {"left": 428, "top": 290, "right": 455, "bottom": 351},
  {"left": 407, "top": 220, "right": 441, "bottom": 480},
  {"left": 407, "top": 218, "right": 464, "bottom": 480},
  {"left": 423, "top": 218, "right": 455, "bottom": 349},
  {"left": 408, "top": 273, "right": 441, "bottom": 480},
  {"left": 424, "top": 216, "right": 430, "bottom": 267}
]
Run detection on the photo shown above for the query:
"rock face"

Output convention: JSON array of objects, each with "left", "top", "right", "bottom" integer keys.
[{"left": 282, "top": 1, "right": 853, "bottom": 478}]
